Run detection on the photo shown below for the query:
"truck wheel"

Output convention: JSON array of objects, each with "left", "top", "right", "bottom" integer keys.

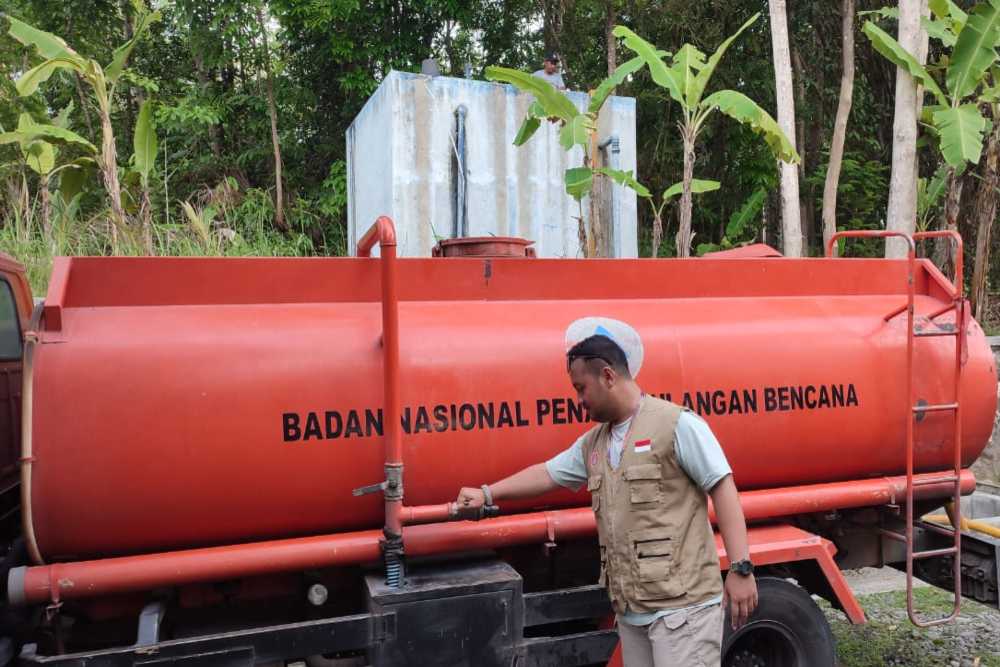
[{"left": 722, "top": 577, "right": 836, "bottom": 667}]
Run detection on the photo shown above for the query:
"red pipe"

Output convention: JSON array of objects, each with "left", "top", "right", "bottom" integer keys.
[
  {"left": 8, "top": 470, "right": 974, "bottom": 606},
  {"left": 356, "top": 217, "right": 403, "bottom": 538},
  {"left": 400, "top": 503, "right": 457, "bottom": 525}
]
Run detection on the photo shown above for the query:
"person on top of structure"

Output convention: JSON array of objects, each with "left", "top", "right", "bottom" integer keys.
[
  {"left": 533, "top": 53, "right": 567, "bottom": 90},
  {"left": 456, "top": 318, "right": 757, "bottom": 666}
]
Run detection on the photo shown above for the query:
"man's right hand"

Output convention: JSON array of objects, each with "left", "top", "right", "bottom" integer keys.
[{"left": 456, "top": 486, "right": 486, "bottom": 510}]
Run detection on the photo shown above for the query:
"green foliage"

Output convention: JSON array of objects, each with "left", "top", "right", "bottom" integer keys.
[
  {"left": 616, "top": 15, "right": 797, "bottom": 256},
  {"left": 695, "top": 186, "right": 767, "bottom": 256},
  {"left": 700, "top": 90, "right": 799, "bottom": 163},
  {"left": 917, "top": 165, "right": 951, "bottom": 231},
  {"left": 612, "top": 26, "right": 684, "bottom": 104},
  {"left": 133, "top": 100, "right": 158, "bottom": 186},
  {"left": 946, "top": 0, "right": 1000, "bottom": 99},
  {"left": 865, "top": 0, "right": 1000, "bottom": 175},
  {"left": 0, "top": 120, "right": 95, "bottom": 154},
  {"left": 725, "top": 187, "right": 768, "bottom": 239},
  {"left": 3, "top": 0, "right": 986, "bottom": 272},
  {"left": 559, "top": 114, "right": 595, "bottom": 151},
  {"left": 513, "top": 102, "right": 545, "bottom": 146},
  {"left": 931, "top": 0, "right": 969, "bottom": 27},
  {"left": 808, "top": 141, "right": 891, "bottom": 255},
  {"left": 862, "top": 21, "right": 948, "bottom": 105},
  {"left": 933, "top": 104, "right": 987, "bottom": 166},
  {"left": 588, "top": 56, "right": 643, "bottom": 113},
  {"left": 662, "top": 179, "right": 721, "bottom": 200},
  {"left": 689, "top": 13, "right": 759, "bottom": 109},
  {"left": 485, "top": 66, "right": 578, "bottom": 121},
  {"left": 105, "top": 7, "right": 161, "bottom": 84},
  {"left": 564, "top": 167, "right": 593, "bottom": 201},
  {"left": 595, "top": 168, "right": 651, "bottom": 198},
  {"left": 486, "top": 60, "right": 652, "bottom": 206}
]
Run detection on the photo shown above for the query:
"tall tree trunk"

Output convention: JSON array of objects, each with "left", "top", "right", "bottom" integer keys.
[
  {"left": 651, "top": 207, "right": 663, "bottom": 258},
  {"left": 98, "top": 104, "right": 125, "bottom": 253},
  {"left": 64, "top": 12, "right": 95, "bottom": 141},
  {"left": 605, "top": 1, "right": 616, "bottom": 78},
  {"left": 971, "top": 117, "right": 1000, "bottom": 318},
  {"left": 885, "top": 0, "right": 927, "bottom": 258},
  {"left": 140, "top": 186, "right": 154, "bottom": 255},
  {"left": 942, "top": 168, "right": 964, "bottom": 239},
  {"left": 822, "top": 0, "right": 855, "bottom": 257},
  {"left": 933, "top": 169, "right": 964, "bottom": 277},
  {"left": 40, "top": 174, "right": 51, "bottom": 243},
  {"left": 676, "top": 127, "right": 696, "bottom": 257},
  {"left": 256, "top": 4, "right": 287, "bottom": 232},
  {"left": 769, "top": 0, "right": 802, "bottom": 256},
  {"left": 73, "top": 74, "right": 96, "bottom": 140},
  {"left": 791, "top": 44, "right": 812, "bottom": 252}
]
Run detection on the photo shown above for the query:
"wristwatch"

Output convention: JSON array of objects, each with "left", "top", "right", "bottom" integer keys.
[
  {"left": 481, "top": 484, "right": 494, "bottom": 506},
  {"left": 730, "top": 559, "right": 754, "bottom": 576}
]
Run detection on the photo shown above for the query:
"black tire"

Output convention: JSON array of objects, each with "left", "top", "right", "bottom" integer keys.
[{"left": 722, "top": 576, "right": 836, "bottom": 667}]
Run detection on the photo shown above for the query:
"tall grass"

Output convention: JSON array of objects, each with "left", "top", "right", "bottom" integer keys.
[{"left": 0, "top": 175, "right": 346, "bottom": 296}]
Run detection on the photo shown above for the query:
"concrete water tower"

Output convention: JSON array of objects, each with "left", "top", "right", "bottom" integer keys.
[{"left": 346, "top": 70, "right": 638, "bottom": 258}]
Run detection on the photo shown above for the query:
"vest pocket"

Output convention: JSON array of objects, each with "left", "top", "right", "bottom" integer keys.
[
  {"left": 587, "top": 474, "right": 602, "bottom": 512},
  {"left": 624, "top": 463, "right": 663, "bottom": 504},
  {"left": 630, "top": 528, "right": 685, "bottom": 601}
]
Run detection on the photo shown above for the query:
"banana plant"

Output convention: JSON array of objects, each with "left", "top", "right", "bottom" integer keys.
[
  {"left": 864, "top": 0, "right": 1000, "bottom": 240},
  {"left": 615, "top": 13, "right": 799, "bottom": 257},
  {"left": 6, "top": 1, "right": 161, "bottom": 253},
  {"left": 485, "top": 61, "right": 647, "bottom": 257},
  {"left": 132, "top": 99, "right": 158, "bottom": 253},
  {"left": 0, "top": 106, "right": 96, "bottom": 240}
]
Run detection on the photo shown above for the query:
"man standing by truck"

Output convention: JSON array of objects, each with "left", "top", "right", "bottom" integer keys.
[{"left": 457, "top": 325, "right": 757, "bottom": 666}]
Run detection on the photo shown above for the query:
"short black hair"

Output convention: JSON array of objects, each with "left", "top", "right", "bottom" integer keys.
[
  {"left": 544, "top": 53, "right": 560, "bottom": 63},
  {"left": 566, "top": 335, "right": 631, "bottom": 377}
]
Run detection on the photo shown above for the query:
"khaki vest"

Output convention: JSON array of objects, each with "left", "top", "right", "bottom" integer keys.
[{"left": 581, "top": 396, "right": 722, "bottom": 615}]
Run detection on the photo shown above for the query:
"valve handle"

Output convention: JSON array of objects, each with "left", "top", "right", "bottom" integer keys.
[{"left": 352, "top": 481, "right": 388, "bottom": 497}]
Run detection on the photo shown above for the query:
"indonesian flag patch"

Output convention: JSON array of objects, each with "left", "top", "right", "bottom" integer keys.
[{"left": 634, "top": 439, "right": 651, "bottom": 453}]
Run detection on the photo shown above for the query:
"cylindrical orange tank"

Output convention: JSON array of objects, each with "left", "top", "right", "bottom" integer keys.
[{"left": 29, "top": 254, "right": 996, "bottom": 560}]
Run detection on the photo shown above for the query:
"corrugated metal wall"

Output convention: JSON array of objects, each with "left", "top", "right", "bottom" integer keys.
[{"left": 347, "top": 71, "right": 638, "bottom": 258}]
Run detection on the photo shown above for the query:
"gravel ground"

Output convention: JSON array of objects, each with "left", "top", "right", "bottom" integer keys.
[{"left": 821, "top": 569, "right": 1000, "bottom": 667}]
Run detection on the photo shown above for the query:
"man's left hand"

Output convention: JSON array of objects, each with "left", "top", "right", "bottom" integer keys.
[{"left": 722, "top": 573, "right": 758, "bottom": 630}]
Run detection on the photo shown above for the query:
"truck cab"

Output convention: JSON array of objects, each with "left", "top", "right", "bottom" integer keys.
[{"left": 0, "top": 255, "right": 32, "bottom": 541}]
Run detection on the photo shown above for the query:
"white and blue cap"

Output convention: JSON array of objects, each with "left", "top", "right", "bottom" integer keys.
[{"left": 564, "top": 316, "right": 645, "bottom": 378}]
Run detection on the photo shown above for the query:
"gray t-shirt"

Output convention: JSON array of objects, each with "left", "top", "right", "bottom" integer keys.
[
  {"left": 545, "top": 411, "right": 732, "bottom": 493},
  {"left": 544, "top": 410, "right": 732, "bottom": 625},
  {"left": 533, "top": 69, "right": 566, "bottom": 90}
]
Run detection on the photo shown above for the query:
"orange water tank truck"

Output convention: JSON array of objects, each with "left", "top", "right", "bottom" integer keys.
[{"left": 0, "top": 221, "right": 996, "bottom": 667}]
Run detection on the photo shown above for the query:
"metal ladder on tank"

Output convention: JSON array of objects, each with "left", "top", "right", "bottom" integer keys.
[{"left": 828, "top": 230, "right": 965, "bottom": 627}]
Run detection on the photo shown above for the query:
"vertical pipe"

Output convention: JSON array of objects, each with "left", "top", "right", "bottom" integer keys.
[
  {"left": 355, "top": 217, "right": 403, "bottom": 585},
  {"left": 381, "top": 236, "right": 402, "bottom": 538},
  {"left": 904, "top": 240, "right": 916, "bottom": 620},
  {"left": 20, "top": 303, "right": 45, "bottom": 565},
  {"left": 598, "top": 136, "right": 620, "bottom": 257},
  {"left": 454, "top": 105, "right": 468, "bottom": 238}
]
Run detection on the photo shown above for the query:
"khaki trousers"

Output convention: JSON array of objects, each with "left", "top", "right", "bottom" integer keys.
[{"left": 616, "top": 603, "right": 724, "bottom": 667}]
